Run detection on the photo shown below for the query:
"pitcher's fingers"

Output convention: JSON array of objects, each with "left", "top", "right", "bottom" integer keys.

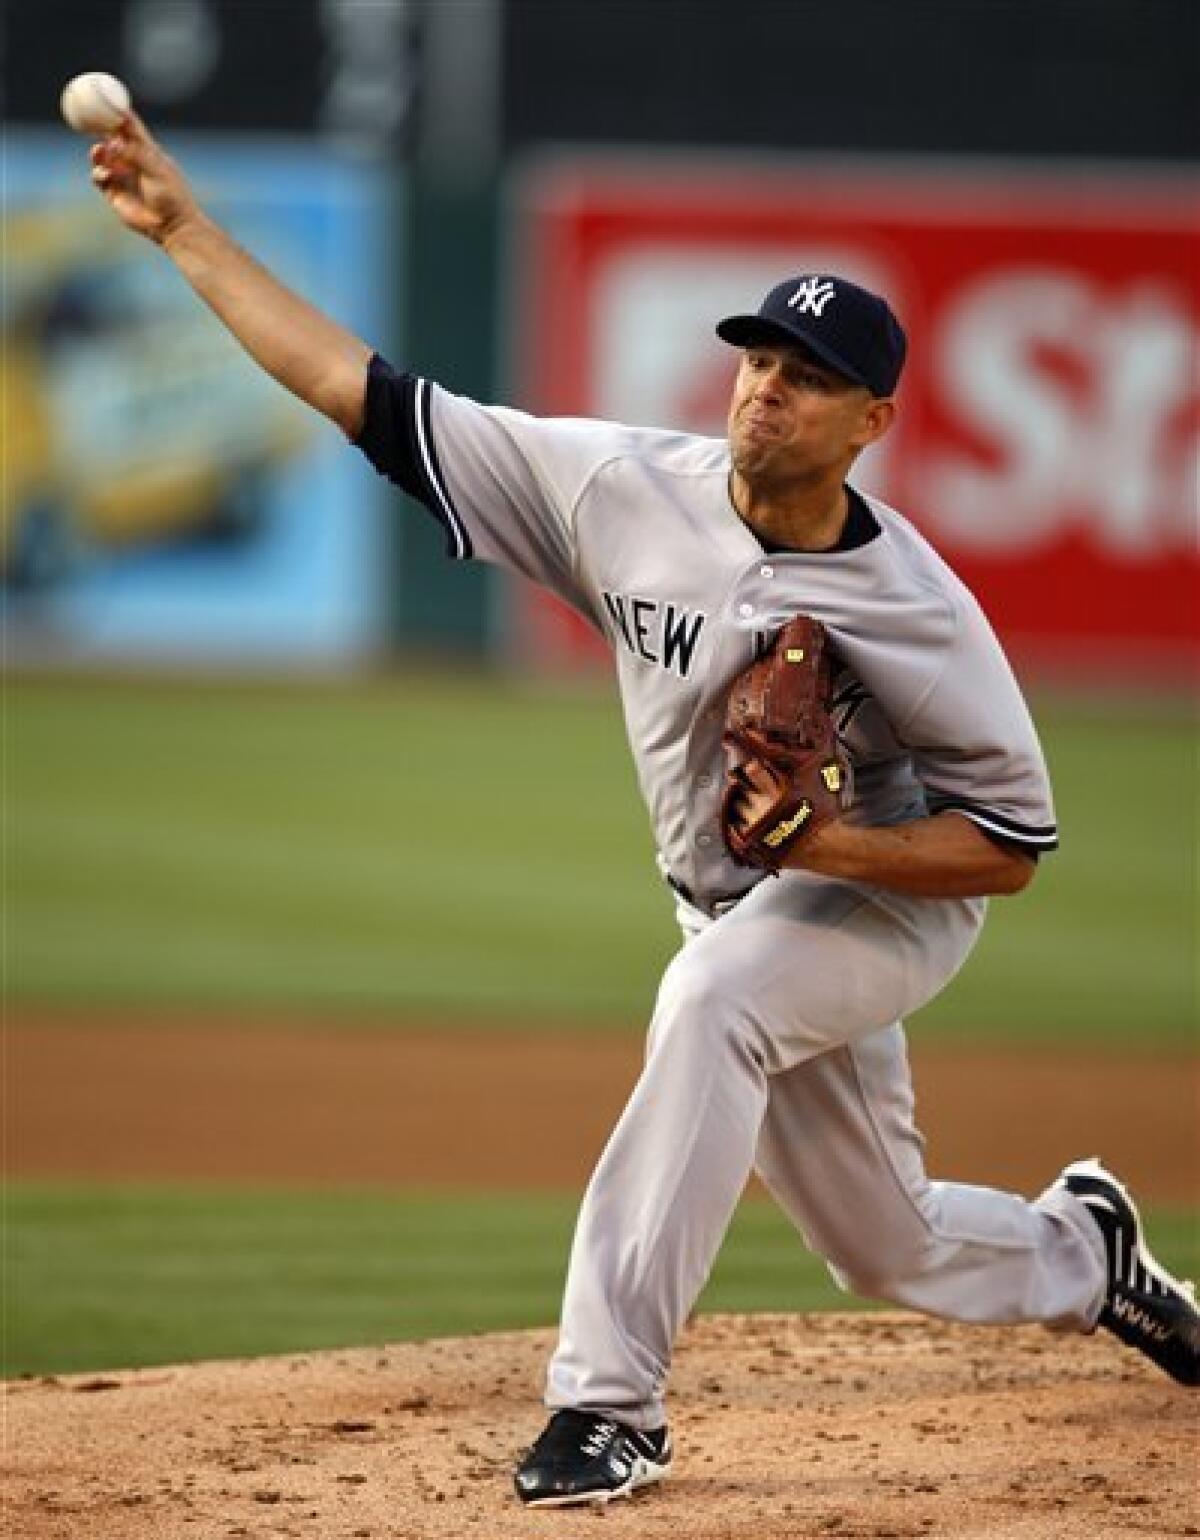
[
  {"left": 744, "top": 757, "right": 777, "bottom": 795},
  {"left": 91, "top": 141, "right": 126, "bottom": 170},
  {"left": 93, "top": 143, "right": 135, "bottom": 179},
  {"left": 92, "top": 164, "right": 134, "bottom": 195},
  {"left": 114, "top": 110, "right": 156, "bottom": 157},
  {"left": 109, "top": 135, "right": 154, "bottom": 175}
]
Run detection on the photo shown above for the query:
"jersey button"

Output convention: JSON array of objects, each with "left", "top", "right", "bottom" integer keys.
[
  {"left": 737, "top": 602, "right": 754, "bottom": 619},
  {"left": 760, "top": 564, "right": 774, "bottom": 579},
  {"left": 697, "top": 773, "right": 713, "bottom": 788},
  {"left": 696, "top": 832, "right": 713, "bottom": 847}
]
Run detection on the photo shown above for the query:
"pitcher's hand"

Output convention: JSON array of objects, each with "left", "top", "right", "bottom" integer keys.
[{"left": 90, "top": 112, "right": 201, "bottom": 247}]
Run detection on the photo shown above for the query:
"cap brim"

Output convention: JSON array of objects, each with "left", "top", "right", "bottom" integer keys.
[{"left": 715, "top": 315, "right": 871, "bottom": 392}]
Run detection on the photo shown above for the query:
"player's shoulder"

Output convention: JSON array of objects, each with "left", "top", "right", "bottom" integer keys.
[
  {"left": 492, "top": 405, "right": 732, "bottom": 507},
  {"left": 504, "top": 404, "right": 725, "bottom": 471},
  {"left": 441, "top": 387, "right": 726, "bottom": 478},
  {"left": 860, "top": 490, "right": 933, "bottom": 549},
  {"left": 604, "top": 423, "right": 730, "bottom": 478},
  {"left": 861, "top": 492, "right": 966, "bottom": 585},
  {"left": 861, "top": 490, "right": 1003, "bottom": 644}
]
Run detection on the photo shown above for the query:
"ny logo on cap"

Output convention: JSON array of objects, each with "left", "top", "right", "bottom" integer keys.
[{"left": 787, "top": 277, "right": 836, "bottom": 317}]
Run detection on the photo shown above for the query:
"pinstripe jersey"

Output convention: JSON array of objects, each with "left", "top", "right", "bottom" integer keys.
[{"left": 355, "top": 355, "right": 1057, "bottom": 910}]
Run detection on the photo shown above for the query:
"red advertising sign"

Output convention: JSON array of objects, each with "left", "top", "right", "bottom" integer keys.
[{"left": 506, "top": 159, "right": 1198, "bottom": 677}]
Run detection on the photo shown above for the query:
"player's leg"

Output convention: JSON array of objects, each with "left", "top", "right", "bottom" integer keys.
[
  {"left": 753, "top": 1023, "right": 1106, "bottom": 1330},
  {"left": 516, "top": 903, "right": 771, "bottom": 1503},
  {"left": 755, "top": 1027, "right": 1198, "bottom": 1383},
  {"left": 538, "top": 876, "right": 980, "bottom": 1432}
]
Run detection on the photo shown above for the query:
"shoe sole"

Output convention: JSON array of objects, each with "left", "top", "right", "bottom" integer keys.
[{"left": 518, "top": 1455, "right": 671, "bottom": 1509}]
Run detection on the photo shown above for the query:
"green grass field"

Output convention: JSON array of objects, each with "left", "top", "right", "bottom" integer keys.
[
  {"left": 6, "top": 1184, "right": 1197, "bottom": 1378},
  {"left": 4, "top": 674, "right": 1195, "bottom": 1376},
  {"left": 5, "top": 674, "right": 1195, "bottom": 1042}
]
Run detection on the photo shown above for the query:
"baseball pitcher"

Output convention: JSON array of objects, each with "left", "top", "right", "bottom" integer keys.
[{"left": 88, "top": 113, "right": 1199, "bottom": 1511}]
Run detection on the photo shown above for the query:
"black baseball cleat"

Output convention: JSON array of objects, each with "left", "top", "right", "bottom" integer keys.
[
  {"left": 1057, "top": 1158, "right": 1200, "bottom": 1387},
  {"left": 513, "top": 1409, "right": 672, "bottom": 1507}
]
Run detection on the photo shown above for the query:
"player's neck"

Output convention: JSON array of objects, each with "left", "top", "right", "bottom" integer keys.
[{"left": 729, "top": 471, "right": 849, "bottom": 553}]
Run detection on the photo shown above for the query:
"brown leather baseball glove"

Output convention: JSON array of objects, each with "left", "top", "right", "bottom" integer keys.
[{"left": 720, "top": 615, "right": 852, "bottom": 872}]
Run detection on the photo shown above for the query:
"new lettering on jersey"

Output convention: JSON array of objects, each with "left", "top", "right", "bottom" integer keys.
[{"left": 601, "top": 593, "right": 706, "bottom": 678}]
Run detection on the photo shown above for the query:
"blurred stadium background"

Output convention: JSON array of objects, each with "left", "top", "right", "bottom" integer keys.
[{"left": 3, "top": 0, "right": 1196, "bottom": 1376}]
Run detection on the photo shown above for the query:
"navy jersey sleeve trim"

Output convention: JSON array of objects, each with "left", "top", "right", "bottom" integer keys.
[
  {"left": 353, "top": 354, "right": 472, "bottom": 560},
  {"left": 927, "top": 794, "right": 1059, "bottom": 853},
  {"left": 412, "top": 376, "right": 472, "bottom": 560}
]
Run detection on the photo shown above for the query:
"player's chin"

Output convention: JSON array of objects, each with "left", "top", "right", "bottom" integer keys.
[{"left": 730, "top": 436, "right": 781, "bottom": 480}]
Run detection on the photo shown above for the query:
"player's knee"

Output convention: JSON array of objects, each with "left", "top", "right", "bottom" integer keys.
[
  {"left": 838, "top": 1267, "right": 910, "bottom": 1305},
  {"left": 655, "top": 944, "right": 731, "bottom": 1020},
  {"left": 651, "top": 947, "right": 766, "bottom": 1064},
  {"left": 836, "top": 1261, "right": 929, "bottom": 1306},
  {"left": 830, "top": 1261, "right": 928, "bottom": 1311},
  {"left": 822, "top": 1223, "right": 940, "bottom": 1303}
]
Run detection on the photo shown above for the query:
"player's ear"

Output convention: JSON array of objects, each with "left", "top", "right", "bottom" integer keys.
[{"left": 856, "top": 395, "right": 896, "bottom": 447}]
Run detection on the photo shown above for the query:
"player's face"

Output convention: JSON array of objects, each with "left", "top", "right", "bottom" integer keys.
[{"left": 727, "top": 344, "right": 892, "bottom": 486}]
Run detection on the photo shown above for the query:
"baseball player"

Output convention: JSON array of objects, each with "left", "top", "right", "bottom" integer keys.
[{"left": 90, "top": 116, "right": 1199, "bottom": 1509}]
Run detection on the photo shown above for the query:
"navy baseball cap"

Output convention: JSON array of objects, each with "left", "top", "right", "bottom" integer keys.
[{"left": 716, "top": 275, "right": 907, "bottom": 397}]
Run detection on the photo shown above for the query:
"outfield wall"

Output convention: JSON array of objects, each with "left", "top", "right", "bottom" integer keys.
[{"left": 1, "top": 134, "right": 397, "bottom": 668}]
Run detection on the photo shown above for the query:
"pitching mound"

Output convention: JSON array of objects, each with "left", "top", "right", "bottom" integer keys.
[{"left": 7, "top": 1313, "right": 1196, "bottom": 1540}]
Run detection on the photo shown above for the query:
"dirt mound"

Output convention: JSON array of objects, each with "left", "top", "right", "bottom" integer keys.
[{"left": 6, "top": 1313, "right": 1196, "bottom": 1540}]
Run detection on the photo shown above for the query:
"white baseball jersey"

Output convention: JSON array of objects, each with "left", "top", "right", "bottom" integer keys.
[{"left": 356, "top": 355, "right": 1057, "bottom": 911}]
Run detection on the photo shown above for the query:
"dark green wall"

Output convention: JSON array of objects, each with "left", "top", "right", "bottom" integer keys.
[{"left": 392, "top": 177, "right": 499, "bottom": 654}]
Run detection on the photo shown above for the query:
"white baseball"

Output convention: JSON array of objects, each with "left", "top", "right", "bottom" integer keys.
[{"left": 60, "top": 72, "right": 132, "bottom": 135}]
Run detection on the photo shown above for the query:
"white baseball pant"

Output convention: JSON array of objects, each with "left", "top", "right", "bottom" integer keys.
[{"left": 546, "top": 870, "right": 1107, "bottom": 1429}]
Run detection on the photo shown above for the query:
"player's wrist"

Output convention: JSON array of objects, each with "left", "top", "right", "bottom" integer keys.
[
  {"left": 782, "top": 818, "right": 862, "bottom": 877},
  {"left": 159, "top": 204, "right": 217, "bottom": 258}
]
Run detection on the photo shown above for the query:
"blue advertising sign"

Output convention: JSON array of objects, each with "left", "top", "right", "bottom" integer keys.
[{"left": 3, "top": 133, "right": 396, "bottom": 664}]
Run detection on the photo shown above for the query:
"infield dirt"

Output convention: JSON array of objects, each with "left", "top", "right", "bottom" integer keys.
[
  {"left": 6, "top": 1016, "right": 1198, "bottom": 1538},
  {"left": 7, "top": 1016, "right": 1195, "bottom": 1197},
  {"left": 7, "top": 1313, "right": 1198, "bottom": 1539}
]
